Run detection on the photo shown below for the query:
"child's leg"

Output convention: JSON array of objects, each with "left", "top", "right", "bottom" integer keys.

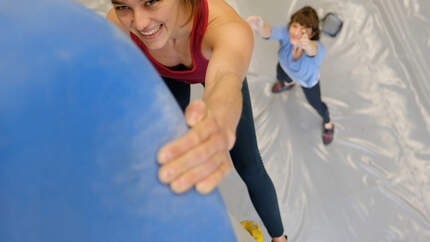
[
  {"left": 301, "top": 82, "right": 334, "bottom": 144},
  {"left": 272, "top": 63, "right": 295, "bottom": 93},
  {"left": 276, "top": 63, "right": 295, "bottom": 85},
  {"left": 301, "top": 82, "right": 330, "bottom": 123},
  {"left": 302, "top": 82, "right": 334, "bottom": 145}
]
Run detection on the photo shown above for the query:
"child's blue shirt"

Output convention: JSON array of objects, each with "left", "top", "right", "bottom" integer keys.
[{"left": 269, "top": 25, "right": 326, "bottom": 88}]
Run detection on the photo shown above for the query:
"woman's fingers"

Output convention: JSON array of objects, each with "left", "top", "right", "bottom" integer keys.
[
  {"left": 157, "top": 101, "right": 233, "bottom": 194},
  {"left": 195, "top": 158, "right": 233, "bottom": 194},
  {"left": 185, "top": 99, "right": 206, "bottom": 127},
  {"left": 157, "top": 126, "right": 209, "bottom": 165},
  {"left": 157, "top": 101, "right": 210, "bottom": 164},
  {"left": 169, "top": 151, "right": 228, "bottom": 193},
  {"left": 158, "top": 118, "right": 228, "bottom": 184}
]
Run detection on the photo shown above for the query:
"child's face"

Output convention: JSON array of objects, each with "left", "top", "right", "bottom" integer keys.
[{"left": 289, "top": 22, "right": 313, "bottom": 46}]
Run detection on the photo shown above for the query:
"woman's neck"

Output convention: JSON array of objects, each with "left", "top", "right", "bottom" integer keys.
[{"left": 169, "top": 3, "right": 195, "bottom": 41}]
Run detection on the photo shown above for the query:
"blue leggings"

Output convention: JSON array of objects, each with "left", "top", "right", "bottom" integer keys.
[{"left": 163, "top": 76, "right": 284, "bottom": 237}]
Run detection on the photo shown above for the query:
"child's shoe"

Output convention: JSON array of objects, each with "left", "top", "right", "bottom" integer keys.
[
  {"left": 271, "top": 81, "right": 295, "bottom": 93},
  {"left": 322, "top": 123, "right": 335, "bottom": 145}
]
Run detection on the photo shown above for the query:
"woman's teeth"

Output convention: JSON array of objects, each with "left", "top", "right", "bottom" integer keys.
[{"left": 141, "top": 25, "right": 161, "bottom": 36}]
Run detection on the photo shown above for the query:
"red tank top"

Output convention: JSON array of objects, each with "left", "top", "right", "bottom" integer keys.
[{"left": 130, "top": 0, "right": 209, "bottom": 84}]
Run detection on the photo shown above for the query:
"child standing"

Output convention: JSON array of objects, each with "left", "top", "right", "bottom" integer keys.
[{"left": 247, "top": 6, "right": 335, "bottom": 145}]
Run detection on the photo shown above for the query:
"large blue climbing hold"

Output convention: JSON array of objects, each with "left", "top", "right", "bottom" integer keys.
[{"left": 0, "top": 0, "right": 236, "bottom": 241}]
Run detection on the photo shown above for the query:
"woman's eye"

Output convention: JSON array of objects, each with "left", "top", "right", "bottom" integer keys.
[
  {"left": 115, "top": 5, "right": 129, "bottom": 11},
  {"left": 144, "top": 0, "right": 158, "bottom": 6}
]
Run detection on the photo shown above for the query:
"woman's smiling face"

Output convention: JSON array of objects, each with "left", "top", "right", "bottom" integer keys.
[{"left": 112, "top": 0, "right": 189, "bottom": 50}]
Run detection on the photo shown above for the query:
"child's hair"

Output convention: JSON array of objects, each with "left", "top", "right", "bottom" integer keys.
[{"left": 288, "top": 6, "right": 320, "bottom": 40}]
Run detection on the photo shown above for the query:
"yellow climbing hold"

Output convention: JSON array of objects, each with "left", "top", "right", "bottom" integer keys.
[{"left": 240, "top": 220, "right": 263, "bottom": 242}]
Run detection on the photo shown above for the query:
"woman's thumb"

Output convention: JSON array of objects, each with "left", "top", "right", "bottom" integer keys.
[{"left": 185, "top": 99, "right": 206, "bottom": 127}]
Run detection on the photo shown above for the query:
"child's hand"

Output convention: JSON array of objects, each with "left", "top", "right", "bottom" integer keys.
[
  {"left": 298, "top": 29, "right": 310, "bottom": 50},
  {"left": 246, "top": 16, "right": 264, "bottom": 35},
  {"left": 298, "top": 29, "right": 317, "bottom": 56}
]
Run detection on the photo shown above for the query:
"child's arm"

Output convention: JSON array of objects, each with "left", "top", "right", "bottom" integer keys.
[
  {"left": 260, "top": 23, "right": 272, "bottom": 38},
  {"left": 246, "top": 16, "right": 271, "bottom": 38}
]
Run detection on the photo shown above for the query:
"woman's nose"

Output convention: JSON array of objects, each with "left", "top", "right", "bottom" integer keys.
[{"left": 132, "top": 9, "right": 151, "bottom": 32}]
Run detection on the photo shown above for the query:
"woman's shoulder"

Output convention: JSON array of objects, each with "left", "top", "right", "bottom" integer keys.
[
  {"left": 206, "top": 0, "right": 245, "bottom": 29},
  {"left": 204, "top": 0, "right": 252, "bottom": 43},
  {"left": 199, "top": 0, "right": 253, "bottom": 61}
]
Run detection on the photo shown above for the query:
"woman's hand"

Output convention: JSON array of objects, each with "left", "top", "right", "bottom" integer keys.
[{"left": 157, "top": 100, "right": 234, "bottom": 194}]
